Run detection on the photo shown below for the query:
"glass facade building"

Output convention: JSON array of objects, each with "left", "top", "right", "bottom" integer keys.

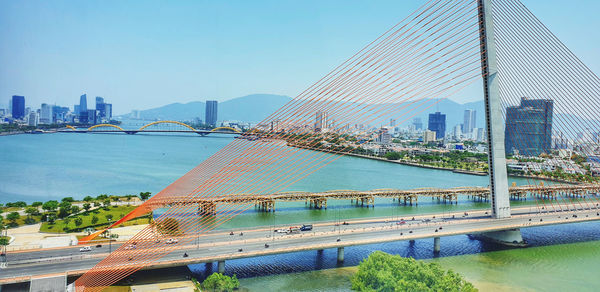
[
  {"left": 428, "top": 112, "right": 446, "bottom": 139},
  {"left": 505, "top": 97, "right": 553, "bottom": 156},
  {"left": 11, "top": 95, "right": 25, "bottom": 119},
  {"left": 205, "top": 100, "right": 218, "bottom": 127}
]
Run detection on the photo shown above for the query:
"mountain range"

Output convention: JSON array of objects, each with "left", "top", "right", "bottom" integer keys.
[{"left": 121, "top": 94, "right": 485, "bottom": 129}]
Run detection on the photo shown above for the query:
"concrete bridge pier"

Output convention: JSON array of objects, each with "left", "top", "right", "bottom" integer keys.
[
  {"left": 337, "top": 247, "right": 344, "bottom": 262},
  {"left": 433, "top": 237, "right": 440, "bottom": 253},
  {"left": 217, "top": 260, "right": 225, "bottom": 274}
]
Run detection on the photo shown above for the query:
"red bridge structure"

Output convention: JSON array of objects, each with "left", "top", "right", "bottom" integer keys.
[{"left": 72, "top": 0, "right": 600, "bottom": 290}]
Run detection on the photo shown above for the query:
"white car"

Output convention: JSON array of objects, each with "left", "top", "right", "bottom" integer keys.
[
  {"left": 166, "top": 238, "right": 179, "bottom": 244},
  {"left": 124, "top": 244, "right": 136, "bottom": 250},
  {"left": 79, "top": 246, "right": 92, "bottom": 252}
]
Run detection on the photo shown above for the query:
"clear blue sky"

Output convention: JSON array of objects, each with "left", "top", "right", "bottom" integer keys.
[{"left": 1, "top": 0, "right": 599, "bottom": 115}]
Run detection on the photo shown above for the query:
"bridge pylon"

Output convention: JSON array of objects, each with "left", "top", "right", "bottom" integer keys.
[{"left": 478, "top": 0, "right": 511, "bottom": 219}]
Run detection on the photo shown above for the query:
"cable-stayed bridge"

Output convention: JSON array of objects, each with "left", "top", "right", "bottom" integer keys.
[{"left": 2, "top": 0, "right": 600, "bottom": 290}]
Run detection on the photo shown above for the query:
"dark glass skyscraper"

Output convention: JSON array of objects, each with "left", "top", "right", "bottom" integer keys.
[
  {"left": 11, "top": 95, "right": 25, "bottom": 119},
  {"left": 505, "top": 97, "right": 553, "bottom": 156},
  {"left": 79, "top": 94, "right": 88, "bottom": 123},
  {"left": 205, "top": 100, "right": 218, "bottom": 127},
  {"left": 428, "top": 112, "right": 446, "bottom": 139}
]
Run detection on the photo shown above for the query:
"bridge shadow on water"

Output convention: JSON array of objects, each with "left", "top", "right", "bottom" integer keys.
[{"left": 184, "top": 220, "right": 600, "bottom": 281}]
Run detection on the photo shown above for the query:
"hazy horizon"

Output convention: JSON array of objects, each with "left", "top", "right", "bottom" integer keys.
[{"left": 2, "top": 0, "right": 600, "bottom": 115}]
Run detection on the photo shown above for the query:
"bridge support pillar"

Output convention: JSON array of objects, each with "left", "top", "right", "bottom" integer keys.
[
  {"left": 217, "top": 260, "right": 225, "bottom": 274},
  {"left": 433, "top": 237, "right": 440, "bottom": 253},
  {"left": 337, "top": 247, "right": 344, "bottom": 263}
]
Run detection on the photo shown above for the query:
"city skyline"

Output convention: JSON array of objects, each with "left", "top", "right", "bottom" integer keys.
[{"left": 2, "top": 0, "right": 600, "bottom": 115}]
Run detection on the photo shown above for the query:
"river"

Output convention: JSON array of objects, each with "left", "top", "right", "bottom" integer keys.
[{"left": 1, "top": 132, "right": 599, "bottom": 291}]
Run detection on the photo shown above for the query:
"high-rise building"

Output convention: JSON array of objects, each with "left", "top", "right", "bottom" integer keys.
[
  {"left": 453, "top": 124, "right": 462, "bottom": 140},
  {"left": 390, "top": 119, "right": 396, "bottom": 127},
  {"left": 428, "top": 112, "right": 446, "bottom": 139},
  {"left": 505, "top": 97, "right": 553, "bottom": 156},
  {"left": 95, "top": 96, "right": 111, "bottom": 122},
  {"left": 11, "top": 95, "right": 25, "bottom": 120},
  {"left": 314, "top": 111, "right": 328, "bottom": 132},
  {"left": 378, "top": 128, "right": 391, "bottom": 144},
  {"left": 79, "top": 94, "right": 88, "bottom": 123},
  {"left": 423, "top": 130, "right": 437, "bottom": 143},
  {"left": 28, "top": 112, "right": 38, "bottom": 126},
  {"left": 413, "top": 117, "right": 423, "bottom": 130},
  {"left": 463, "top": 109, "right": 476, "bottom": 134},
  {"left": 52, "top": 106, "right": 69, "bottom": 123},
  {"left": 205, "top": 100, "right": 218, "bottom": 127},
  {"left": 103, "top": 103, "right": 112, "bottom": 120},
  {"left": 40, "top": 103, "right": 53, "bottom": 124},
  {"left": 87, "top": 109, "right": 97, "bottom": 125}
]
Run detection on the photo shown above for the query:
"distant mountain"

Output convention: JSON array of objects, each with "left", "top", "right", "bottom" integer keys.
[
  {"left": 122, "top": 94, "right": 292, "bottom": 123},
  {"left": 121, "top": 93, "right": 484, "bottom": 129}
]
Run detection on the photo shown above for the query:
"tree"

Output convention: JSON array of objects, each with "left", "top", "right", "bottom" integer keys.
[
  {"left": 91, "top": 215, "right": 99, "bottom": 225},
  {"left": 7, "top": 212, "right": 20, "bottom": 225},
  {"left": 201, "top": 273, "right": 240, "bottom": 292},
  {"left": 58, "top": 201, "right": 72, "bottom": 218},
  {"left": 83, "top": 196, "right": 94, "bottom": 202},
  {"left": 105, "top": 214, "right": 114, "bottom": 222},
  {"left": 139, "top": 192, "right": 152, "bottom": 201},
  {"left": 31, "top": 201, "right": 43, "bottom": 207},
  {"left": 74, "top": 217, "right": 83, "bottom": 228},
  {"left": 96, "top": 194, "right": 109, "bottom": 201},
  {"left": 6, "top": 201, "right": 27, "bottom": 208},
  {"left": 62, "top": 197, "right": 75, "bottom": 203},
  {"left": 25, "top": 207, "right": 40, "bottom": 217},
  {"left": 103, "top": 200, "right": 111, "bottom": 209},
  {"left": 384, "top": 151, "right": 402, "bottom": 160},
  {"left": 42, "top": 200, "right": 59, "bottom": 213},
  {"left": 72, "top": 205, "right": 81, "bottom": 214},
  {"left": 83, "top": 203, "right": 92, "bottom": 212},
  {"left": 351, "top": 251, "right": 477, "bottom": 292}
]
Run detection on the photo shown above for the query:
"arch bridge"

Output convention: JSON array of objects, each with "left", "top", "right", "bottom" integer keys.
[{"left": 59, "top": 121, "right": 242, "bottom": 135}]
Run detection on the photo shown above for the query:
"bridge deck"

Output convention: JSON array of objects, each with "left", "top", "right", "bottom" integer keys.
[{"left": 2, "top": 204, "right": 599, "bottom": 285}]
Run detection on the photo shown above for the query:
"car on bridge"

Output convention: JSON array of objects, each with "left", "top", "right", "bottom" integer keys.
[
  {"left": 300, "top": 224, "right": 313, "bottom": 231},
  {"left": 166, "top": 238, "right": 179, "bottom": 244},
  {"left": 79, "top": 246, "right": 92, "bottom": 252}
]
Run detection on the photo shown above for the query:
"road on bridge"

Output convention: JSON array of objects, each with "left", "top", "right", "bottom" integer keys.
[{"left": 2, "top": 205, "right": 599, "bottom": 284}]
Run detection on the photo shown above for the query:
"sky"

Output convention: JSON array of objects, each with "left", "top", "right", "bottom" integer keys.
[{"left": 1, "top": 0, "right": 600, "bottom": 115}]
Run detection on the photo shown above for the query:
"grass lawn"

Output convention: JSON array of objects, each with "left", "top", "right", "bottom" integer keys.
[{"left": 40, "top": 205, "right": 150, "bottom": 233}]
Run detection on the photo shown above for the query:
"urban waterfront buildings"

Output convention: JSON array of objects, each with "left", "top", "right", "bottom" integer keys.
[
  {"left": 40, "top": 103, "right": 53, "bottom": 124},
  {"left": 205, "top": 100, "right": 218, "bottom": 127},
  {"left": 79, "top": 94, "right": 88, "bottom": 123},
  {"left": 505, "top": 97, "right": 554, "bottom": 156},
  {"left": 428, "top": 112, "right": 446, "bottom": 139},
  {"left": 11, "top": 95, "right": 25, "bottom": 119},
  {"left": 463, "top": 109, "right": 476, "bottom": 134},
  {"left": 413, "top": 117, "right": 423, "bottom": 130},
  {"left": 314, "top": 111, "right": 328, "bottom": 132},
  {"left": 95, "top": 97, "right": 113, "bottom": 122},
  {"left": 423, "top": 129, "right": 437, "bottom": 143}
]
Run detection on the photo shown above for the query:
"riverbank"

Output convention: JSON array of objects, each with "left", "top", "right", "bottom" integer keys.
[
  {"left": 337, "top": 149, "right": 581, "bottom": 184},
  {"left": 345, "top": 152, "right": 488, "bottom": 176}
]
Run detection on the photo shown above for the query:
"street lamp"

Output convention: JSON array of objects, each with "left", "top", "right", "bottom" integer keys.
[
  {"left": 0, "top": 224, "right": 7, "bottom": 269},
  {"left": 107, "top": 219, "right": 112, "bottom": 253}
]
